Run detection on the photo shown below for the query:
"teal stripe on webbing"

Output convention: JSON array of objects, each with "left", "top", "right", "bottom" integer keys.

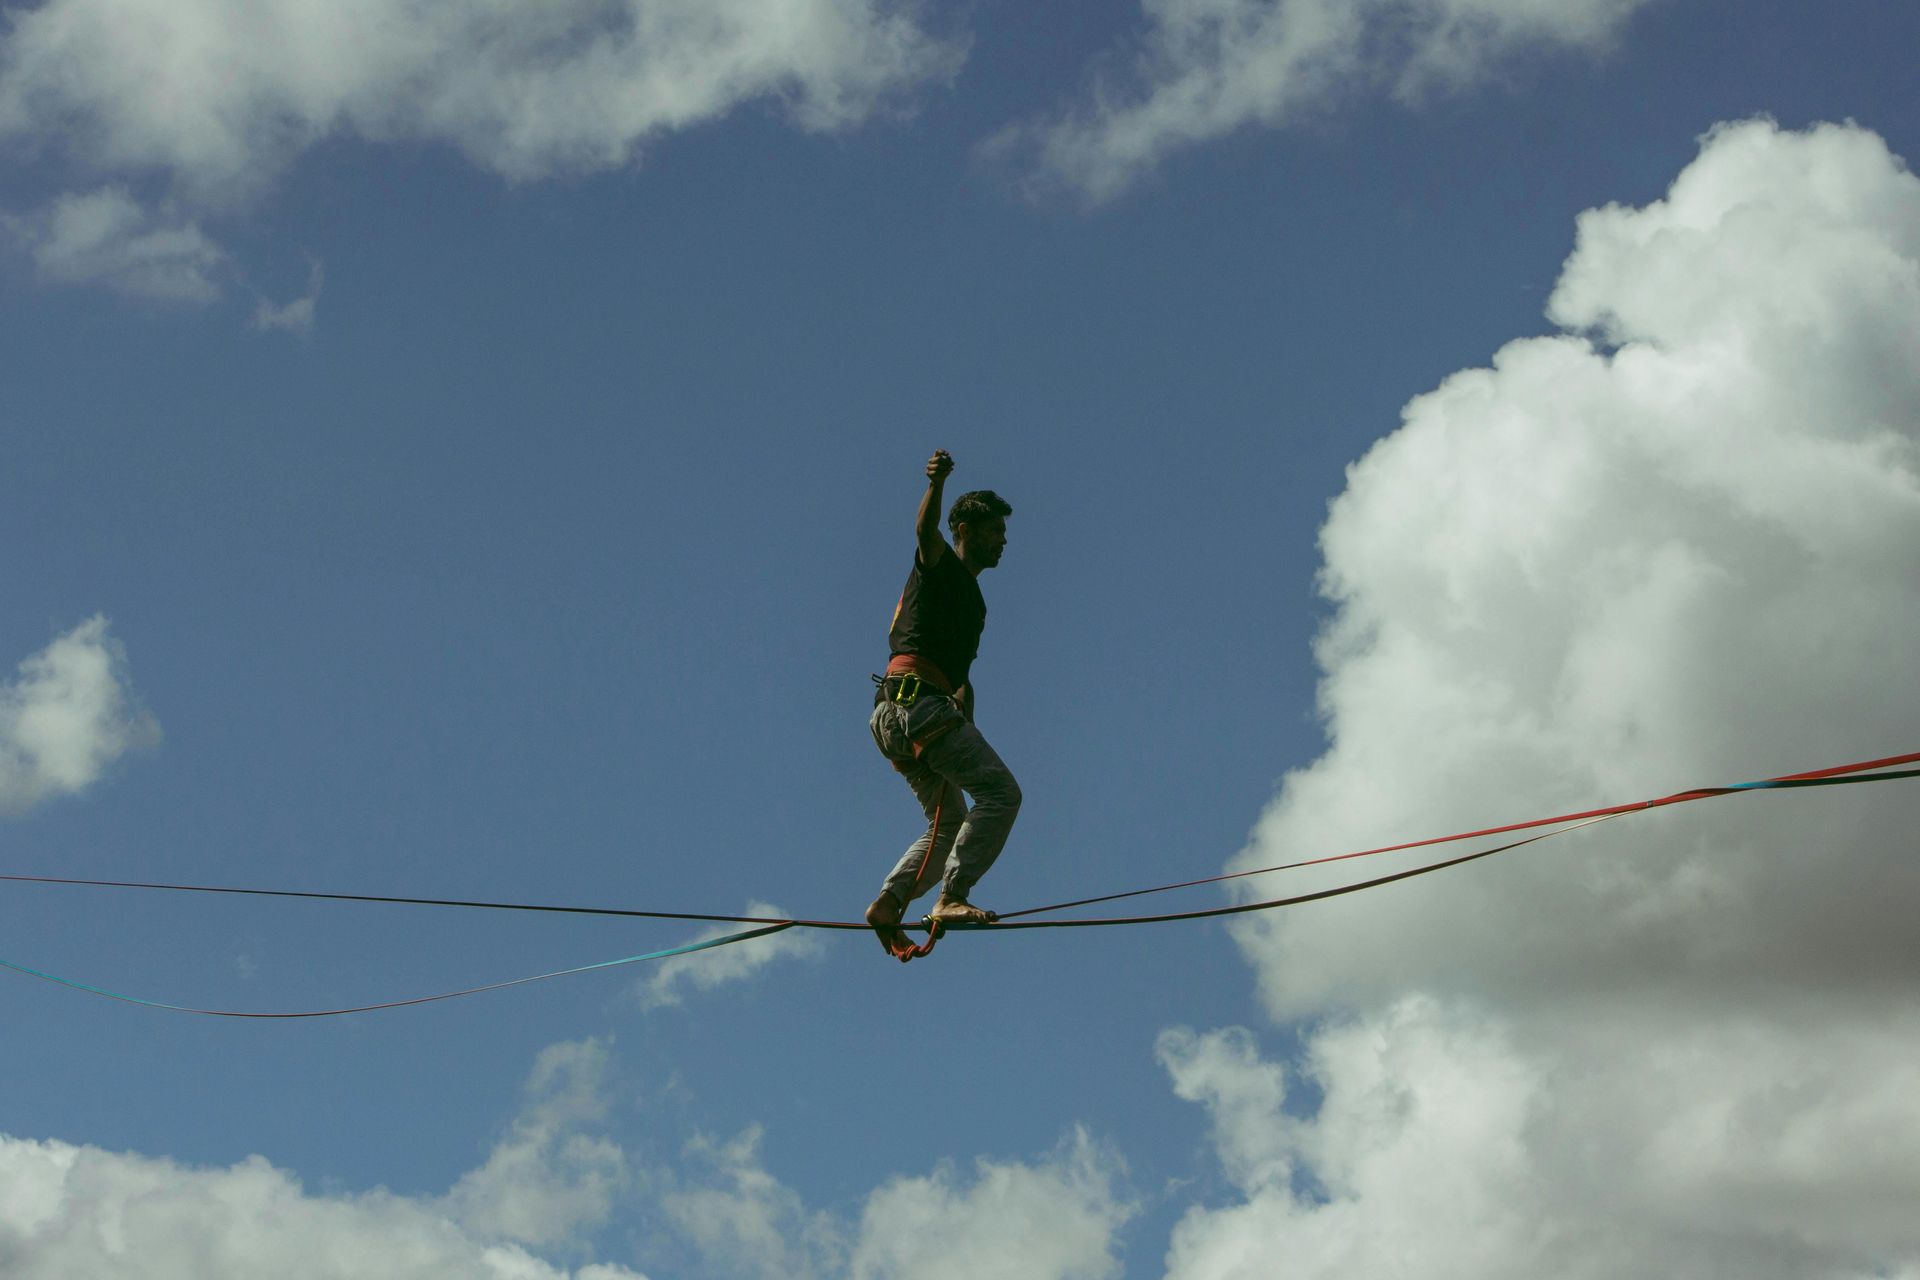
[{"left": 0, "top": 921, "right": 795, "bottom": 1019}]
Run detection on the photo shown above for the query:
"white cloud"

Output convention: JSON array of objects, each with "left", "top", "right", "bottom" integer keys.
[
  {"left": 660, "top": 1126, "right": 845, "bottom": 1280},
  {"left": 1161, "top": 1003, "right": 1920, "bottom": 1279},
  {"left": 442, "top": 1040, "right": 631, "bottom": 1249},
  {"left": 0, "top": 1132, "right": 646, "bottom": 1280},
  {"left": 0, "top": 0, "right": 964, "bottom": 201},
  {"left": 2, "top": 1035, "right": 1133, "bottom": 1280},
  {"left": 650, "top": 1109, "right": 1131, "bottom": 1280},
  {"left": 2, "top": 186, "right": 225, "bottom": 300},
  {"left": 0, "top": 616, "right": 160, "bottom": 814},
  {"left": 848, "top": 1128, "right": 1134, "bottom": 1280},
  {"left": 0, "top": 0, "right": 960, "bottom": 308},
  {"left": 989, "top": 0, "right": 1653, "bottom": 203},
  {"left": 656, "top": 1118, "right": 1136, "bottom": 1280},
  {"left": 0, "top": 1041, "right": 644, "bottom": 1279},
  {"left": 1160, "top": 1007, "right": 1555, "bottom": 1280},
  {"left": 636, "top": 902, "right": 823, "bottom": 1010},
  {"left": 1157, "top": 1027, "right": 1292, "bottom": 1195},
  {"left": 1173, "top": 119, "right": 1920, "bottom": 1278},
  {"left": 0, "top": 1039, "right": 653, "bottom": 1279},
  {"left": 1232, "top": 118, "right": 1920, "bottom": 1021},
  {"left": 252, "top": 258, "right": 324, "bottom": 334}
]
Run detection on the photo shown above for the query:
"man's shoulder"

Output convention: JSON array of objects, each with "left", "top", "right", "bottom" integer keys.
[{"left": 915, "top": 538, "right": 951, "bottom": 571}]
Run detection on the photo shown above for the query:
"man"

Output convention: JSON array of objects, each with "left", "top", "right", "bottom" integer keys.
[{"left": 865, "top": 449, "right": 1021, "bottom": 960}]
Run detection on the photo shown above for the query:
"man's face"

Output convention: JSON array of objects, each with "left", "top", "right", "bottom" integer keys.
[{"left": 959, "top": 517, "right": 1007, "bottom": 568}]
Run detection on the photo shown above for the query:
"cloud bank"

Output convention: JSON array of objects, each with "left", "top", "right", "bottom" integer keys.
[
  {"left": 1174, "top": 119, "right": 1920, "bottom": 1277},
  {"left": 0, "top": 1038, "right": 1133, "bottom": 1280},
  {"left": 0, "top": 616, "right": 159, "bottom": 814},
  {"left": 991, "top": 0, "right": 1654, "bottom": 203}
]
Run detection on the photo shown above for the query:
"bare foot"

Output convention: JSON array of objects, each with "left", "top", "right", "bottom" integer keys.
[
  {"left": 865, "top": 892, "right": 914, "bottom": 958},
  {"left": 928, "top": 895, "right": 997, "bottom": 926}
]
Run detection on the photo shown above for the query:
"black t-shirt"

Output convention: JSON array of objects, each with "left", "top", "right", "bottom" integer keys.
[{"left": 888, "top": 546, "right": 986, "bottom": 690}]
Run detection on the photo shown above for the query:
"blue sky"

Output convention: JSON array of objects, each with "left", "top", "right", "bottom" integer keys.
[{"left": 4, "top": 1, "right": 1920, "bottom": 1276}]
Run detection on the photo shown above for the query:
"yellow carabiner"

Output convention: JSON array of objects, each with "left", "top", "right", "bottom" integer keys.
[{"left": 892, "top": 674, "right": 921, "bottom": 707}]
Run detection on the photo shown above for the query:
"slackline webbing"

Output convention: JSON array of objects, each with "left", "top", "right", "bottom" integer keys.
[
  {"left": 0, "top": 924, "right": 793, "bottom": 1019},
  {"left": 2, "top": 750, "right": 1915, "bottom": 1017}
]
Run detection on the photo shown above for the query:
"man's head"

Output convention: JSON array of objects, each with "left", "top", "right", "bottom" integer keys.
[{"left": 949, "top": 489, "right": 1012, "bottom": 573}]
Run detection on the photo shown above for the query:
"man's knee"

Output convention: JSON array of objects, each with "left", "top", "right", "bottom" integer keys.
[{"left": 987, "top": 769, "right": 1022, "bottom": 816}]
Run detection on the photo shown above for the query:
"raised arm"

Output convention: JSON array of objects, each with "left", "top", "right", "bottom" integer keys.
[{"left": 916, "top": 449, "right": 953, "bottom": 565}]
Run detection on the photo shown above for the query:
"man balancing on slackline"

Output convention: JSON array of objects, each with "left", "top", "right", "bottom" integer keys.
[{"left": 865, "top": 449, "right": 1020, "bottom": 960}]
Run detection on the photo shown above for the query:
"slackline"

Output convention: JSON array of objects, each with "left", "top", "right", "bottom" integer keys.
[{"left": 2, "top": 749, "right": 1915, "bottom": 1017}]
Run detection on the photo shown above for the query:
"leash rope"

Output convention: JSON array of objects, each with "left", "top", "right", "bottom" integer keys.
[
  {"left": 894, "top": 796, "right": 944, "bottom": 962},
  {"left": 3, "top": 751, "right": 1915, "bottom": 1015}
]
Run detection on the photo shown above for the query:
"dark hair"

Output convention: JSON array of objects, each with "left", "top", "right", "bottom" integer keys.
[{"left": 948, "top": 489, "right": 1012, "bottom": 533}]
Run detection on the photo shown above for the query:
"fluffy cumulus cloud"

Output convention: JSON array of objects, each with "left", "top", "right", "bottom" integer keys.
[
  {"left": 0, "top": 1042, "right": 648, "bottom": 1279},
  {"left": 442, "top": 1040, "right": 632, "bottom": 1250},
  {"left": 1167, "top": 119, "right": 1920, "bottom": 1276},
  {"left": 991, "top": 0, "right": 1653, "bottom": 203},
  {"left": 1162, "top": 1004, "right": 1920, "bottom": 1279},
  {"left": 848, "top": 1129, "right": 1134, "bottom": 1280},
  {"left": 653, "top": 1120, "right": 1132, "bottom": 1280},
  {"left": 657, "top": 1126, "right": 846, "bottom": 1280},
  {"left": 0, "top": 0, "right": 963, "bottom": 302},
  {"left": 0, "top": 616, "right": 159, "bottom": 814},
  {"left": 637, "top": 901, "right": 825, "bottom": 1010}
]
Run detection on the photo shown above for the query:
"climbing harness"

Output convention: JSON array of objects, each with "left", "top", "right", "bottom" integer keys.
[
  {"left": 889, "top": 673, "right": 924, "bottom": 706},
  {"left": 871, "top": 671, "right": 962, "bottom": 768}
]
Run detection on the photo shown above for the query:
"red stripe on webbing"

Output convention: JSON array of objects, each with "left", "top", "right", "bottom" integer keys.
[
  {"left": 6, "top": 750, "right": 1913, "bottom": 938},
  {"left": 1765, "top": 749, "right": 1920, "bottom": 782},
  {"left": 1369, "top": 748, "right": 1920, "bottom": 846},
  {"left": 995, "top": 749, "right": 1920, "bottom": 923}
]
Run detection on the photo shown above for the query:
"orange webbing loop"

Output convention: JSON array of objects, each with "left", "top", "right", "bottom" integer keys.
[{"left": 895, "top": 916, "right": 942, "bottom": 963}]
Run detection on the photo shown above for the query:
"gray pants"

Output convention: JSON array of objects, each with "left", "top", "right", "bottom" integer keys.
[{"left": 870, "top": 691, "right": 1022, "bottom": 908}]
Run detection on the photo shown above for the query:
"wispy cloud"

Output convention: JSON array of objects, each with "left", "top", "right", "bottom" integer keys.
[
  {"left": 252, "top": 258, "right": 324, "bottom": 336},
  {"left": 987, "top": 0, "right": 1654, "bottom": 204},
  {"left": 0, "top": 0, "right": 963, "bottom": 195},
  {"left": 2, "top": 187, "right": 225, "bottom": 301},
  {"left": 0, "top": 0, "right": 960, "bottom": 312},
  {"left": 636, "top": 902, "right": 823, "bottom": 1010},
  {"left": 0, "top": 0, "right": 964, "bottom": 309}
]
